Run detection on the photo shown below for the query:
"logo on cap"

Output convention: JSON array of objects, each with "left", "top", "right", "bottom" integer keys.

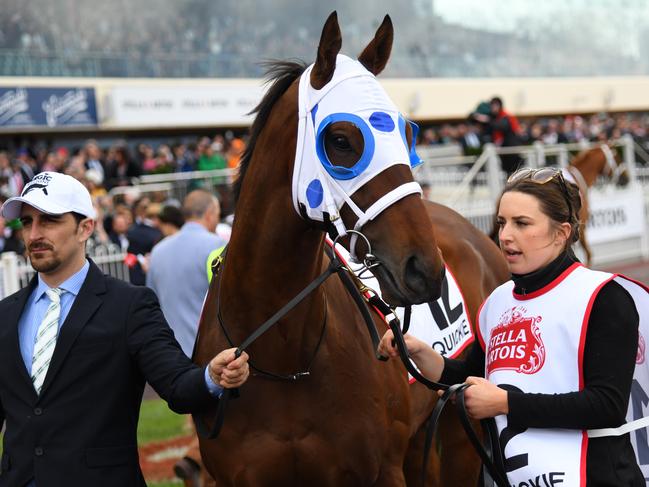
[{"left": 22, "top": 173, "right": 52, "bottom": 196}]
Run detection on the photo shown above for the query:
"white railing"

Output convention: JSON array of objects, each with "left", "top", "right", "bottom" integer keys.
[
  {"left": 0, "top": 241, "right": 128, "bottom": 299},
  {"left": 418, "top": 135, "right": 649, "bottom": 266}
]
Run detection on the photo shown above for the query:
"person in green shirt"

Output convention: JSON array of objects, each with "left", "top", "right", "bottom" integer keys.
[{"left": 198, "top": 143, "right": 226, "bottom": 171}]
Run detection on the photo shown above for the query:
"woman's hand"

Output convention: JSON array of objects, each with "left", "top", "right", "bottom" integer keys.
[
  {"left": 377, "top": 329, "right": 426, "bottom": 359},
  {"left": 461, "top": 376, "right": 509, "bottom": 419},
  {"left": 377, "top": 329, "right": 445, "bottom": 382}
]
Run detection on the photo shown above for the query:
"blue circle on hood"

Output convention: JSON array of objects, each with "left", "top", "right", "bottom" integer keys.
[
  {"left": 306, "top": 179, "right": 324, "bottom": 208},
  {"left": 315, "top": 113, "right": 375, "bottom": 181},
  {"left": 369, "top": 111, "right": 395, "bottom": 132}
]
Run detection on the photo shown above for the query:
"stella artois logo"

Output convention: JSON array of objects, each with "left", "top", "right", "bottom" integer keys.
[{"left": 487, "top": 306, "right": 545, "bottom": 375}]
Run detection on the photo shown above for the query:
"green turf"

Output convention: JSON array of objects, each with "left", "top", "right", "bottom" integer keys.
[{"left": 137, "top": 398, "right": 186, "bottom": 445}]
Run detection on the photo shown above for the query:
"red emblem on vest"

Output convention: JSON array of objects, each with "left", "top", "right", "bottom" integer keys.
[{"left": 487, "top": 306, "right": 545, "bottom": 375}]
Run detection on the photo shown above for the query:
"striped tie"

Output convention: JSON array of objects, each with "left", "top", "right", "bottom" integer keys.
[{"left": 31, "top": 288, "right": 64, "bottom": 394}]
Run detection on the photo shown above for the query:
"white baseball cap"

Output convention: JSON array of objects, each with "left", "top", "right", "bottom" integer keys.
[{"left": 1, "top": 172, "right": 97, "bottom": 220}]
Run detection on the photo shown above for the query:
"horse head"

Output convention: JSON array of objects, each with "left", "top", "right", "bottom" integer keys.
[
  {"left": 571, "top": 144, "right": 629, "bottom": 187},
  {"left": 291, "top": 12, "right": 444, "bottom": 305}
]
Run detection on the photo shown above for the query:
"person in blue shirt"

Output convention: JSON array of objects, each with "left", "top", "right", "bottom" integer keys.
[{"left": 147, "top": 189, "right": 226, "bottom": 358}]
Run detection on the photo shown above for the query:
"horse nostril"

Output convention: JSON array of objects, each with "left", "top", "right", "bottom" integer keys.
[{"left": 404, "top": 254, "right": 437, "bottom": 299}]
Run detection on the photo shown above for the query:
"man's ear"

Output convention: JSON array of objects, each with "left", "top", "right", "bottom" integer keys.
[{"left": 79, "top": 218, "right": 96, "bottom": 241}]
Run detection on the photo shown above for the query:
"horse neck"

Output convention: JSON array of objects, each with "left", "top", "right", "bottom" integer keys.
[
  {"left": 220, "top": 157, "right": 327, "bottom": 344},
  {"left": 571, "top": 152, "right": 604, "bottom": 187}
]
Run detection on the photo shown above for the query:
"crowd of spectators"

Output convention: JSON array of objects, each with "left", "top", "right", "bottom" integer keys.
[
  {"left": 0, "top": 131, "right": 243, "bottom": 279},
  {"left": 419, "top": 112, "right": 649, "bottom": 151},
  {"left": 2, "top": 1, "right": 645, "bottom": 78},
  {"left": 1, "top": 110, "right": 648, "bottom": 264}
]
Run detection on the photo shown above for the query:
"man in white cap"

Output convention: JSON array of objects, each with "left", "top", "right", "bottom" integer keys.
[{"left": 0, "top": 172, "right": 249, "bottom": 487}]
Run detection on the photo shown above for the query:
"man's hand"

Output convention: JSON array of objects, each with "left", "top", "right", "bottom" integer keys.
[{"left": 208, "top": 348, "right": 250, "bottom": 389}]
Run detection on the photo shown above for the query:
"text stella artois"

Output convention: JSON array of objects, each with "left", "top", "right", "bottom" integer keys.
[{"left": 487, "top": 307, "right": 545, "bottom": 375}]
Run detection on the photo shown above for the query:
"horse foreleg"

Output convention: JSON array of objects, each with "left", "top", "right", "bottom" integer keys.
[
  {"left": 403, "top": 383, "right": 441, "bottom": 486},
  {"left": 403, "top": 421, "right": 441, "bottom": 486},
  {"left": 438, "top": 406, "right": 481, "bottom": 487}
]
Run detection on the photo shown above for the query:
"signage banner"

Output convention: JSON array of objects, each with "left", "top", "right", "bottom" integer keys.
[
  {"left": 0, "top": 87, "right": 98, "bottom": 128},
  {"left": 108, "top": 85, "right": 265, "bottom": 127},
  {"left": 586, "top": 186, "right": 646, "bottom": 244}
]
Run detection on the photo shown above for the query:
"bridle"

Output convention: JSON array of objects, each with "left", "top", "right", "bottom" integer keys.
[
  {"left": 193, "top": 230, "right": 385, "bottom": 440},
  {"left": 194, "top": 232, "right": 509, "bottom": 487}
]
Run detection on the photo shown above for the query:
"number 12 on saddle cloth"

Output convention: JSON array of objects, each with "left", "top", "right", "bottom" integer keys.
[{"left": 327, "top": 238, "right": 473, "bottom": 381}]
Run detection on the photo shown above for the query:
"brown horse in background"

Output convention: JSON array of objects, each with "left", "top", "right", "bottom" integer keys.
[
  {"left": 565, "top": 144, "right": 628, "bottom": 265},
  {"left": 190, "top": 12, "right": 508, "bottom": 487}
]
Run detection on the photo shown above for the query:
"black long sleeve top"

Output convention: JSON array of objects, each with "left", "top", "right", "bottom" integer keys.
[{"left": 441, "top": 251, "right": 644, "bottom": 486}]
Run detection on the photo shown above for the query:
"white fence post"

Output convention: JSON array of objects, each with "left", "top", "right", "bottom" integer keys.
[
  {"left": 1, "top": 252, "right": 20, "bottom": 297},
  {"left": 532, "top": 141, "right": 545, "bottom": 168},
  {"left": 485, "top": 143, "right": 503, "bottom": 199},
  {"left": 622, "top": 133, "right": 638, "bottom": 183}
]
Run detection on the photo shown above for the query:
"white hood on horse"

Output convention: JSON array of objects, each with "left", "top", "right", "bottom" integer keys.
[{"left": 292, "top": 54, "right": 422, "bottom": 252}]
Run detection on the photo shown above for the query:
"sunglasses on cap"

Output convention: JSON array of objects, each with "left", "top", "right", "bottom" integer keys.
[{"left": 506, "top": 167, "right": 573, "bottom": 221}]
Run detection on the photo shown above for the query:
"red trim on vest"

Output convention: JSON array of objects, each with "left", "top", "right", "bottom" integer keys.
[
  {"left": 513, "top": 262, "right": 582, "bottom": 300},
  {"left": 580, "top": 431, "right": 588, "bottom": 487},
  {"left": 446, "top": 266, "right": 475, "bottom": 358},
  {"left": 580, "top": 275, "right": 614, "bottom": 388},
  {"left": 577, "top": 273, "right": 614, "bottom": 486},
  {"left": 615, "top": 273, "right": 649, "bottom": 292},
  {"left": 475, "top": 298, "right": 488, "bottom": 352}
]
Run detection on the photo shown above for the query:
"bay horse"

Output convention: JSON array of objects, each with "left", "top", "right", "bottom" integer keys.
[
  {"left": 564, "top": 144, "right": 628, "bottom": 265},
  {"left": 192, "top": 12, "right": 509, "bottom": 486}
]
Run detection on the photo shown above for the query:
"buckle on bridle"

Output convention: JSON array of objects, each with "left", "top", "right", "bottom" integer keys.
[{"left": 332, "top": 229, "right": 382, "bottom": 273}]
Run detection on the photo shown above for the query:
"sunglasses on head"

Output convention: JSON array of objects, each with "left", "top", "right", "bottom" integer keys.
[{"left": 507, "top": 167, "right": 573, "bottom": 221}]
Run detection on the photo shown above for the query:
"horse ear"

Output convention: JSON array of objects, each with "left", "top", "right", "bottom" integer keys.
[
  {"left": 311, "top": 11, "right": 342, "bottom": 90},
  {"left": 357, "top": 15, "right": 393, "bottom": 76}
]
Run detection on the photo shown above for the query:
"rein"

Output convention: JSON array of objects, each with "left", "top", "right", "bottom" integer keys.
[
  {"left": 195, "top": 238, "right": 384, "bottom": 440},
  {"left": 195, "top": 241, "right": 509, "bottom": 487},
  {"left": 370, "top": 298, "right": 509, "bottom": 487}
]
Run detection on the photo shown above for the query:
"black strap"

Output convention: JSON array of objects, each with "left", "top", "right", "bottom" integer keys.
[
  {"left": 195, "top": 260, "right": 341, "bottom": 440},
  {"left": 425, "top": 384, "right": 509, "bottom": 487},
  {"left": 235, "top": 263, "right": 340, "bottom": 355},
  {"left": 369, "top": 295, "right": 448, "bottom": 391},
  {"left": 323, "top": 245, "right": 383, "bottom": 354},
  {"left": 194, "top": 387, "right": 238, "bottom": 440},
  {"left": 367, "top": 292, "right": 509, "bottom": 487},
  {"left": 196, "top": 247, "right": 384, "bottom": 440},
  {"left": 402, "top": 305, "right": 412, "bottom": 334}
]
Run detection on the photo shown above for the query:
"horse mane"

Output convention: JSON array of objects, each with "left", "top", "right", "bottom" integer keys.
[{"left": 233, "top": 59, "right": 307, "bottom": 205}]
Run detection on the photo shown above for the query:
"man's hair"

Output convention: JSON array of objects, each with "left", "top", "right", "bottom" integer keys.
[
  {"left": 158, "top": 205, "right": 185, "bottom": 229},
  {"left": 182, "top": 189, "right": 218, "bottom": 220},
  {"left": 71, "top": 212, "right": 86, "bottom": 226}
]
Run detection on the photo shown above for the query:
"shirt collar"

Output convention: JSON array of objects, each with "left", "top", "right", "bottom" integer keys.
[
  {"left": 182, "top": 222, "right": 208, "bottom": 233},
  {"left": 34, "top": 259, "right": 90, "bottom": 302}
]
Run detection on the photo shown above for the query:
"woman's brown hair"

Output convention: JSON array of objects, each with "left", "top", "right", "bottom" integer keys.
[{"left": 501, "top": 170, "right": 582, "bottom": 245}]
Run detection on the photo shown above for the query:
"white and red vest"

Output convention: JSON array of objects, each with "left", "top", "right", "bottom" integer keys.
[{"left": 477, "top": 263, "right": 649, "bottom": 486}]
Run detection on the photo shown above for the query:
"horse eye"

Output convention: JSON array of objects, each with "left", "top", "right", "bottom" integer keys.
[{"left": 328, "top": 133, "right": 352, "bottom": 151}]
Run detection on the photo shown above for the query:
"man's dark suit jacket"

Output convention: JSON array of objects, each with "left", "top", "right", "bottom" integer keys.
[{"left": 0, "top": 260, "right": 217, "bottom": 487}]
